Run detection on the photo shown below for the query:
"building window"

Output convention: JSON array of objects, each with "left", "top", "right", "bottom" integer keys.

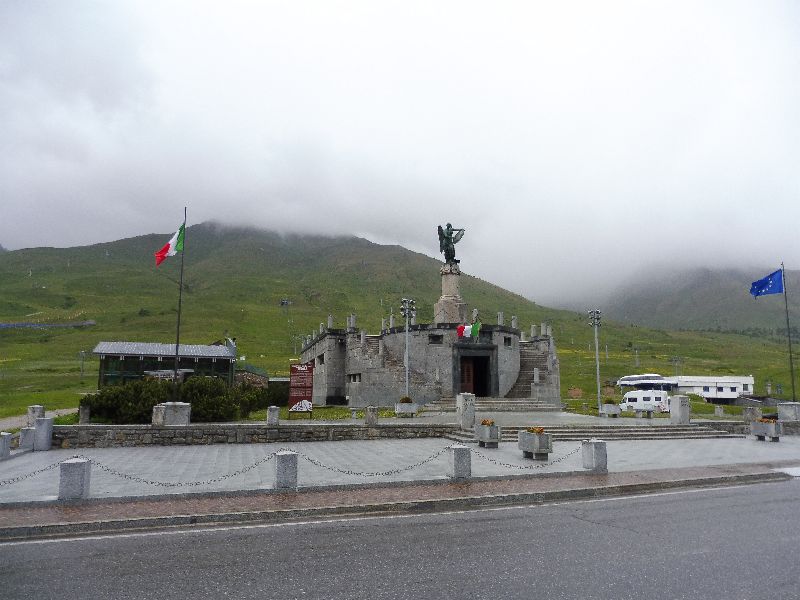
[
  {"left": 317, "top": 353, "right": 325, "bottom": 366},
  {"left": 703, "top": 386, "right": 710, "bottom": 392},
  {"left": 730, "top": 387, "right": 736, "bottom": 392},
  {"left": 744, "top": 384, "right": 749, "bottom": 391},
  {"left": 348, "top": 373, "right": 361, "bottom": 383},
  {"left": 428, "top": 334, "right": 443, "bottom": 345},
  {"left": 504, "top": 336, "right": 512, "bottom": 347},
  {"left": 717, "top": 387, "right": 723, "bottom": 392}
]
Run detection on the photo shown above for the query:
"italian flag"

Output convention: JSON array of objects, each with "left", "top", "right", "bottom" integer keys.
[{"left": 154, "top": 224, "right": 185, "bottom": 266}]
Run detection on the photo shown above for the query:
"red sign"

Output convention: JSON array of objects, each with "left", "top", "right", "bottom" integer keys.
[{"left": 289, "top": 362, "right": 314, "bottom": 411}]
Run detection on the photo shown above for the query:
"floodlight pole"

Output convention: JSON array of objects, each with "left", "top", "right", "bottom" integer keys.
[
  {"left": 400, "top": 298, "right": 416, "bottom": 397},
  {"left": 589, "top": 309, "right": 602, "bottom": 413}
]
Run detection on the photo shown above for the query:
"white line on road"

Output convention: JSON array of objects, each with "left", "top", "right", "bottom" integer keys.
[{"left": 2, "top": 481, "right": 783, "bottom": 547}]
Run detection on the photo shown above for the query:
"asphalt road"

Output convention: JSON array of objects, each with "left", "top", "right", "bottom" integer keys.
[{"left": 2, "top": 480, "right": 799, "bottom": 600}]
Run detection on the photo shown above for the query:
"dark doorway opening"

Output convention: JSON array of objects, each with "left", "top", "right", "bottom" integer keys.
[{"left": 460, "top": 355, "right": 490, "bottom": 397}]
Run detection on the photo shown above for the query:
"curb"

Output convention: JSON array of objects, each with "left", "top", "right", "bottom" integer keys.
[{"left": 0, "top": 470, "right": 790, "bottom": 542}]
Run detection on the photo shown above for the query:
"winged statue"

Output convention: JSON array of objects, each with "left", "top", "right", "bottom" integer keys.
[{"left": 437, "top": 223, "right": 465, "bottom": 264}]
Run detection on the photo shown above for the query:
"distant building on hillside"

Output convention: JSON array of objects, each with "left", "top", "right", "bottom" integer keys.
[
  {"left": 616, "top": 373, "right": 754, "bottom": 403},
  {"left": 92, "top": 339, "right": 237, "bottom": 387}
]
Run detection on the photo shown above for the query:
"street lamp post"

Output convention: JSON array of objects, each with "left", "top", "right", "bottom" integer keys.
[
  {"left": 588, "top": 309, "right": 602, "bottom": 413},
  {"left": 400, "top": 298, "right": 416, "bottom": 397}
]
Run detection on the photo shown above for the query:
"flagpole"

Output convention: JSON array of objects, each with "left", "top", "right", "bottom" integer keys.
[
  {"left": 173, "top": 207, "right": 187, "bottom": 400},
  {"left": 781, "top": 262, "right": 796, "bottom": 401}
]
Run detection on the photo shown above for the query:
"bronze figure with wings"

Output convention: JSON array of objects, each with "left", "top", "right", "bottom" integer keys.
[{"left": 437, "top": 223, "right": 465, "bottom": 264}]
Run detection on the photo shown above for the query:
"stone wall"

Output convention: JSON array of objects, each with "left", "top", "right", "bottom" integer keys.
[
  {"left": 51, "top": 423, "right": 459, "bottom": 449},
  {"left": 697, "top": 420, "right": 800, "bottom": 435}
]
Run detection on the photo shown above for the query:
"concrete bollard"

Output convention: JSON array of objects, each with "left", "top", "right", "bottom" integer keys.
[
  {"left": 59, "top": 458, "right": 91, "bottom": 500},
  {"left": 33, "top": 417, "right": 54, "bottom": 451},
  {"left": 714, "top": 405, "right": 725, "bottom": 417},
  {"left": 742, "top": 406, "right": 762, "bottom": 422},
  {"left": 670, "top": 395, "right": 691, "bottom": 425},
  {"left": 447, "top": 444, "right": 471, "bottom": 480},
  {"left": 456, "top": 393, "right": 476, "bottom": 431},
  {"left": 778, "top": 402, "right": 800, "bottom": 421},
  {"left": 582, "top": 439, "right": 607, "bottom": 473},
  {"left": 152, "top": 402, "right": 191, "bottom": 425},
  {"left": 533, "top": 367, "right": 540, "bottom": 384},
  {"left": 267, "top": 406, "right": 280, "bottom": 426},
  {"left": 27, "top": 405, "right": 45, "bottom": 427},
  {"left": 79, "top": 404, "right": 91, "bottom": 424},
  {"left": 19, "top": 427, "right": 35, "bottom": 450},
  {"left": 275, "top": 450, "right": 298, "bottom": 490},
  {"left": 364, "top": 406, "right": 379, "bottom": 426},
  {"left": 0, "top": 432, "right": 10, "bottom": 460}
]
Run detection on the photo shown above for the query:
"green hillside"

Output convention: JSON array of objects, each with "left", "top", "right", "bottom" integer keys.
[{"left": 0, "top": 223, "right": 796, "bottom": 418}]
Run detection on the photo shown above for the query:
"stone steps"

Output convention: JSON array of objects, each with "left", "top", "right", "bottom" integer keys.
[
  {"left": 444, "top": 424, "right": 745, "bottom": 443},
  {"left": 426, "top": 398, "right": 564, "bottom": 412}
]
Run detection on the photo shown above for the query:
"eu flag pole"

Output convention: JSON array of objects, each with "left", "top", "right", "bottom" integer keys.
[
  {"left": 750, "top": 264, "right": 796, "bottom": 400},
  {"left": 173, "top": 207, "right": 187, "bottom": 400}
]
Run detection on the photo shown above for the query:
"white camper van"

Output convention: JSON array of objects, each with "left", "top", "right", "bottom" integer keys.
[{"left": 619, "top": 390, "right": 670, "bottom": 412}]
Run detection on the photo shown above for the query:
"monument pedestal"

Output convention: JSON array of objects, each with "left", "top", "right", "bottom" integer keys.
[{"left": 434, "top": 263, "right": 468, "bottom": 324}]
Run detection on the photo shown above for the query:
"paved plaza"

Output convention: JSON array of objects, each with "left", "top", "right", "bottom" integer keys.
[{"left": 3, "top": 434, "right": 800, "bottom": 504}]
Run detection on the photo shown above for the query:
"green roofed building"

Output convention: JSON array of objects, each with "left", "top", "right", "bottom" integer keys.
[{"left": 92, "top": 339, "right": 237, "bottom": 387}]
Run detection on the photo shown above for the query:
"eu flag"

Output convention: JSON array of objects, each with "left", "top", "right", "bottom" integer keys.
[{"left": 750, "top": 269, "right": 783, "bottom": 297}]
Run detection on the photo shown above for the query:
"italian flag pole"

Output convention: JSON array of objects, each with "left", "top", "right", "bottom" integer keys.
[{"left": 154, "top": 209, "right": 187, "bottom": 398}]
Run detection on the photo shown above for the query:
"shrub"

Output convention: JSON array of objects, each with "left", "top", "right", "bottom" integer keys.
[
  {"left": 399, "top": 396, "right": 413, "bottom": 404},
  {"left": 603, "top": 398, "right": 619, "bottom": 405},
  {"left": 526, "top": 426, "right": 545, "bottom": 434},
  {"left": 81, "top": 379, "right": 171, "bottom": 424},
  {"left": 480, "top": 418, "right": 495, "bottom": 426},
  {"left": 180, "top": 376, "right": 238, "bottom": 422}
]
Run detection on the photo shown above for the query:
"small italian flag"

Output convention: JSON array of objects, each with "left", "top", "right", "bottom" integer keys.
[{"left": 154, "top": 223, "right": 185, "bottom": 266}]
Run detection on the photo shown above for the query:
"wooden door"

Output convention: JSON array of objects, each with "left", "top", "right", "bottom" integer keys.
[{"left": 460, "top": 357, "right": 474, "bottom": 394}]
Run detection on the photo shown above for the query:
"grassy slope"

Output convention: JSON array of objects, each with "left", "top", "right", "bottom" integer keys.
[{"left": 0, "top": 223, "right": 794, "bottom": 418}]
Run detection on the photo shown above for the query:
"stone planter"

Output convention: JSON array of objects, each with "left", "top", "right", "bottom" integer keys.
[
  {"left": 474, "top": 424, "right": 500, "bottom": 448},
  {"left": 751, "top": 421, "right": 781, "bottom": 442},
  {"left": 600, "top": 404, "right": 621, "bottom": 418},
  {"left": 518, "top": 430, "right": 552, "bottom": 460},
  {"left": 394, "top": 403, "right": 419, "bottom": 418}
]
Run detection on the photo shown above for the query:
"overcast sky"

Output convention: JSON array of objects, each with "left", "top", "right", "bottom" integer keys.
[{"left": 2, "top": 1, "right": 799, "bottom": 306}]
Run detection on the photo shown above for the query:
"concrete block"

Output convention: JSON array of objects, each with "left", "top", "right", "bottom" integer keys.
[
  {"left": 19, "top": 427, "right": 35, "bottom": 450},
  {"left": 670, "top": 395, "right": 691, "bottom": 425},
  {"left": 714, "top": 405, "right": 725, "bottom": 417},
  {"left": 582, "top": 439, "right": 607, "bottom": 473},
  {"left": 79, "top": 404, "right": 91, "bottom": 424},
  {"left": 447, "top": 444, "right": 471, "bottom": 480},
  {"left": 456, "top": 393, "right": 476, "bottom": 431},
  {"left": 742, "top": 406, "right": 762, "bottom": 422},
  {"left": 59, "top": 458, "right": 91, "bottom": 500},
  {"left": 34, "top": 417, "right": 54, "bottom": 451},
  {"left": 152, "top": 402, "right": 191, "bottom": 426},
  {"left": 364, "top": 406, "right": 378, "bottom": 426},
  {"left": 267, "top": 406, "right": 280, "bottom": 426},
  {"left": 778, "top": 402, "right": 800, "bottom": 421},
  {"left": 497, "top": 311, "right": 504, "bottom": 326},
  {"left": 0, "top": 432, "right": 10, "bottom": 460},
  {"left": 27, "top": 405, "right": 45, "bottom": 427},
  {"left": 533, "top": 367, "right": 540, "bottom": 384},
  {"left": 275, "top": 450, "right": 298, "bottom": 490}
]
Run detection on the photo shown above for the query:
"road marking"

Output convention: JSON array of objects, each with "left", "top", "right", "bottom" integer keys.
[{"left": 1, "top": 481, "right": 779, "bottom": 547}]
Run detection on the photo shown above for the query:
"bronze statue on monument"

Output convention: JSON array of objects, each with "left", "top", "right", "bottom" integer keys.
[{"left": 437, "top": 223, "right": 465, "bottom": 268}]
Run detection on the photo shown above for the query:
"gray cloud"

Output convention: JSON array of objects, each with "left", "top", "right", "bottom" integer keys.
[{"left": 2, "top": 1, "right": 800, "bottom": 307}]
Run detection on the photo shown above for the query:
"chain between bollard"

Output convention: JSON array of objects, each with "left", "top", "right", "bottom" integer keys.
[
  {"left": 470, "top": 445, "right": 582, "bottom": 470},
  {"left": 296, "top": 445, "right": 452, "bottom": 477},
  {"left": 0, "top": 459, "right": 65, "bottom": 486},
  {"left": 70, "top": 451, "right": 282, "bottom": 488}
]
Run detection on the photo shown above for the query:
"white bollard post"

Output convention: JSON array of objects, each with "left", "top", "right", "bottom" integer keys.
[
  {"left": 0, "top": 432, "right": 11, "bottom": 460},
  {"left": 59, "top": 458, "right": 92, "bottom": 500},
  {"left": 19, "top": 427, "right": 35, "bottom": 450},
  {"left": 582, "top": 439, "right": 607, "bottom": 473},
  {"left": 33, "top": 417, "right": 54, "bottom": 451},
  {"left": 27, "top": 405, "right": 45, "bottom": 427},
  {"left": 267, "top": 406, "right": 280, "bottom": 426},
  {"left": 670, "top": 395, "right": 691, "bottom": 425},
  {"left": 275, "top": 450, "right": 298, "bottom": 490},
  {"left": 447, "top": 444, "right": 471, "bottom": 480},
  {"left": 79, "top": 404, "right": 91, "bottom": 424},
  {"left": 456, "top": 393, "right": 476, "bottom": 431},
  {"left": 364, "top": 406, "right": 378, "bottom": 426}
]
